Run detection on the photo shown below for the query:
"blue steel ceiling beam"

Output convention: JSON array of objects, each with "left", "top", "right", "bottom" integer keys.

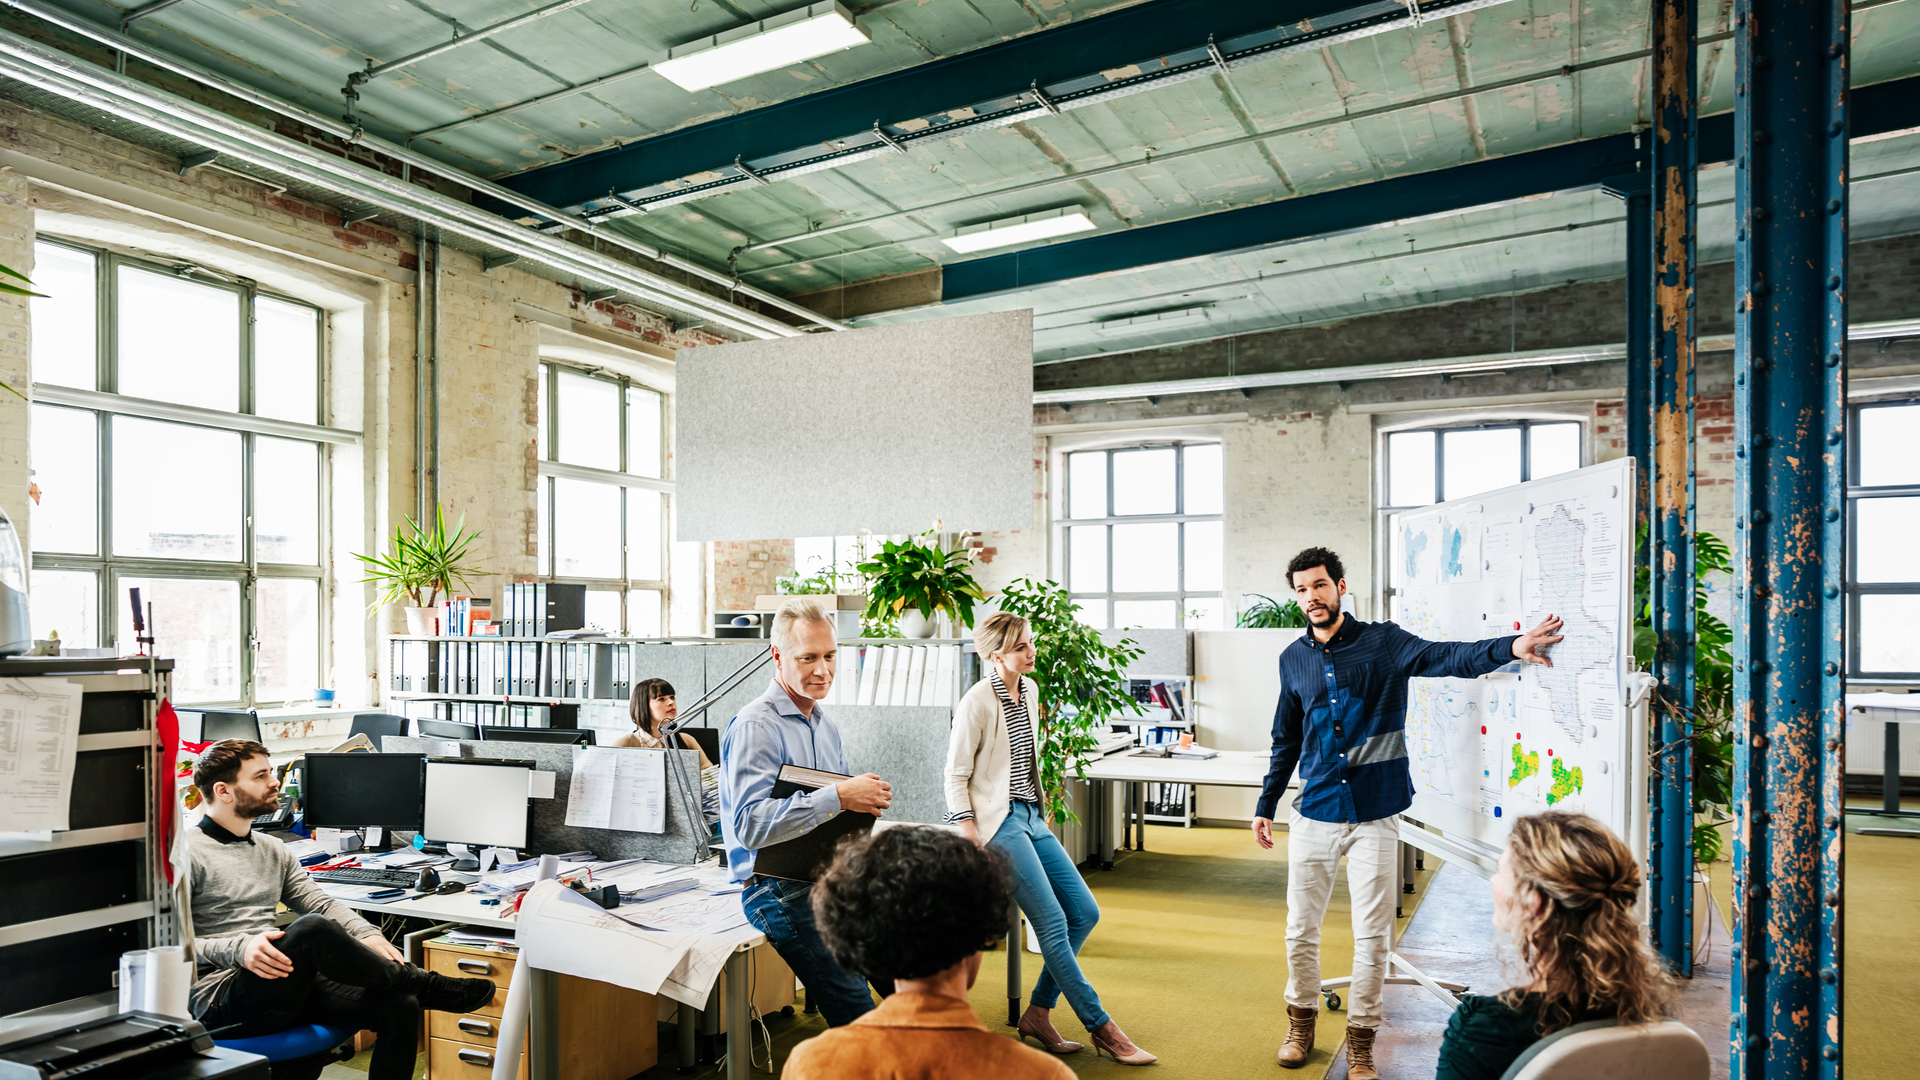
[
  {"left": 937, "top": 74, "right": 1920, "bottom": 305},
  {"left": 484, "top": 0, "right": 1518, "bottom": 218},
  {"left": 1730, "top": 0, "right": 1847, "bottom": 1077}
]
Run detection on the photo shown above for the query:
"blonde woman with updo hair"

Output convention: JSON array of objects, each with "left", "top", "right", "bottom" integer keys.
[
  {"left": 943, "top": 611, "right": 1155, "bottom": 1066},
  {"left": 1435, "top": 810, "right": 1679, "bottom": 1080}
]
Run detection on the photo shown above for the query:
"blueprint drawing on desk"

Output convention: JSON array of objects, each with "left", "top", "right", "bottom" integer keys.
[{"left": 1390, "top": 458, "right": 1634, "bottom": 848}]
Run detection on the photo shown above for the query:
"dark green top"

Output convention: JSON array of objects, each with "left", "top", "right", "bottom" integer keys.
[{"left": 1435, "top": 993, "right": 1608, "bottom": 1080}]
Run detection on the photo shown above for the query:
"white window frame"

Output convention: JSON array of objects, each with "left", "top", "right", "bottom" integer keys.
[{"left": 1054, "top": 440, "right": 1224, "bottom": 630}]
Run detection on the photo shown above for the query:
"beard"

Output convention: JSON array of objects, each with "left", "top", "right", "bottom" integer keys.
[
  {"left": 1305, "top": 601, "right": 1339, "bottom": 627},
  {"left": 234, "top": 790, "right": 280, "bottom": 818}
]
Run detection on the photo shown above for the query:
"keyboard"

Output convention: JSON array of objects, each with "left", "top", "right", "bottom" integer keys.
[{"left": 310, "top": 867, "right": 422, "bottom": 888}]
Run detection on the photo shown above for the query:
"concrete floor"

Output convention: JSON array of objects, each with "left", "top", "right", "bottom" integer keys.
[{"left": 1322, "top": 862, "right": 1731, "bottom": 1080}]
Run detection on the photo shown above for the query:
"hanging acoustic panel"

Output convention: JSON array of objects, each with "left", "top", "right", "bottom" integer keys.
[{"left": 676, "top": 309, "right": 1033, "bottom": 540}]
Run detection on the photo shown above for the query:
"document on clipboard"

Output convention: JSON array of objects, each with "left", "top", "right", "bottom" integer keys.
[{"left": 753, "top": 764, "right": 875, "bottom": 882}]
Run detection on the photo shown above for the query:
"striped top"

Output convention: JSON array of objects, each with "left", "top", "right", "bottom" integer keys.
[{"left": 993, "top": 669, "right": 1041, "bottom": 806}]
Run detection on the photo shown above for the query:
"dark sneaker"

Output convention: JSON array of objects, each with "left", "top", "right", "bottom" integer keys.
[{"left": 418, "top": 972, "right": 496, "bottom": 1014}]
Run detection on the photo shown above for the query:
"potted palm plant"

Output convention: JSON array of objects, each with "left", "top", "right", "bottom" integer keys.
[
  {"left": 1, "top": 261, "right": 43, "bottom": 399},
  {"left": 856, "top": 528, "right": 986, "bottom": 639},
  {"left": 354, "top": 505, "right": 484, "bottom": 634}
]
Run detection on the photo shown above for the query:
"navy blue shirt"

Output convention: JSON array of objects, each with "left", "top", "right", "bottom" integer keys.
[{"left": 1256, "top": 616, "right": 1520, "bottom": 824}]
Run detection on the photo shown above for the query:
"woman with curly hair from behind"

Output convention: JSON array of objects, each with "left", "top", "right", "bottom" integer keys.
[{"left": 1436, "top": 811, "right": 1681, "bottom": 1080}]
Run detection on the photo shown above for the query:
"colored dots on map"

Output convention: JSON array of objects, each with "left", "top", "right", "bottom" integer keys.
[
  {"left": 1547, "top": 758, "right": 1584, "bottom": 805},
  {"left": 1508, "top": 743, "right": 1540, "bottom": 787}
]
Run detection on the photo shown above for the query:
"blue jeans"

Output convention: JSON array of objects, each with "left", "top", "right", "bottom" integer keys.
[
  {"left": 741, "top": 876, "right": 881, "bottom": 1026},
  {"left": 989, "top": 800, "right": 1109, "bottom": 1029}
]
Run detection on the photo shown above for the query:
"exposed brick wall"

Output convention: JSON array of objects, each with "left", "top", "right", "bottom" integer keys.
[
  {"left": 712, "top": 540, "right": 794, "bottom": 613},
  {"left": 0, "top": 166, "right": 27, "bottom": 555}
]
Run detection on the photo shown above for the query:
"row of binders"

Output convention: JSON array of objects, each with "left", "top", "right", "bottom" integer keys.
[
  {"left": 401, "top": 699, "right": 563, "bottom": 728},
  {"left": 391, "top": 639, "right": 636, "bottom": 700},
  {"left": 816, "top": 644, "right": 960, "bottom": 708},
  {"left": 499, "top": 582, "right": 587, "bottom": 638}
]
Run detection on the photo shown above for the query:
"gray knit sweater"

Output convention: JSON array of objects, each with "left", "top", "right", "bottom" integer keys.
[{"left": 188, "top": 815, "right": 383, "bottom": 1015}]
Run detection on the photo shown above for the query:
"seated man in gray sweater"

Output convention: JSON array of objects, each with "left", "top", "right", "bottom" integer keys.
[{"left": 189, "top": 740, "right": 494, "bottom": 1080}]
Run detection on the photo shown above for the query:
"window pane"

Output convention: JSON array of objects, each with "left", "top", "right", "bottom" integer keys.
[
  {"left": 1183, "top": 520, "right": 1223, "bottom": 592},
  {"left": 256, "top": 577, "right": 318, "bottom": 704},
  {"left": 628, "top": 589, "right": 663, "bottom": 637},
  {"left": 254, "top": 296, "right": 319, "bottom": 423},
  {"left": 121, "top": 576, "right": 240, "bottom": 703},
  {"left": 1183, "top": 597, "right": 1223, "bottom": 629},
  {"left": 1529, "top": 423, "right": 1581, "bottom": 481},
  {"left": 1068, "top": 525, "right": 1107, "bottom": 593},
  {"left": 1389, "top": 431, "right": 1436, "bottom": 506},
  {"left": 794, "top": 536, "right": 833, "bottom": 577},
  {"left": 538, "top": 365, "right": 550, "bottom": 460},
  {"left": 1859, "top": 404, "right": 1920, "bottom": 487},
  {"left": 833, "top": 535, "right": 862, "bottom": 581},
  {"left": 1442, "top": 428, "right": 1522, "bottom": 500},
  {"left": 552, "top": 477, "right": 620, "bottom": 577},
  {"left": 1071, "top": 598, "right": 1107, "bottom": 629},
  {"left": 1856, "top": 498, "right": 1920, "bottom": 583},
  {"left": 1068, "top": 451, "right": 1106, "bottom": 519},
  {"left": 1184, "top": 443, "right": 1223, "bottom": 515},
  {"left": 30, "top": 242, "right": 96, "bottom": 389},
  {"left": 1113, "top": 600, "right": 1177, "bottom": 629},
  {"left": 29, "top": 405, "right": 97, "bottom": 555},
  {"left": 1112, "top": 522, "right": 1177, "bottom": 592},
  {"left": 1112, "top": 449, "right": 1176, "bottom": 515},
  {"left": 1859, "top": 594, "right": 1920, "bottom": 673},
  {"left": 627, "top": 488, "right": 663, "bottom": 581},
  {"left": 584, "top": 589, "right": 622, "bottom": 633},
  {"left": 116, "top": 265, "right": 239, "bottom": 412},
  {"left": 255, "top": 437, "right": 318, "bottom": 565},
  {"left": 628, "top": 386, "right": 663, "bottom": 478},
  {"left": 112, "top": 417, "right": 241, "bottom": 561},
  {"left": 29, "top": 568, "right": 97, "bottom": 648},
  {"left": 555, "top": 370, "right": 619, "bottom": 470}
]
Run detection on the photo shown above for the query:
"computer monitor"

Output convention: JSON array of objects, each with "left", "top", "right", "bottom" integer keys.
[
  {"left": 479, "top": 726, "right": 593, "bottom": 746},
  {"left": 415, "top": 718, "right": 479, "bottom": 740},
  {"left": 183, "top": 708, "right": 262, "bottom": 744},
  {"left": 422, "top": 758, "right": 533, "bottom": 856},
  {"left": 678, "top": 726, "right": 721, "bottom": 766},
  {"left": 301, "top": 753, "right": 426, "bottom": 832}
]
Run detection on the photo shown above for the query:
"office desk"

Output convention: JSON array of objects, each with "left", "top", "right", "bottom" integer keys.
[
  {"left": 1848, "top": 692, "right": 1920, "bottom": 818},
  {"left": 1079, "top": 750, "right": 1272, "bottom": 863}
]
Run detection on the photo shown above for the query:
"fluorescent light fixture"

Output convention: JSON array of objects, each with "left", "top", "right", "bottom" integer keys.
[
  {"left": 942, "top": 207, "right": 1097, "bottom": 254},
  {"left": 1097, "top": 305, "right": 1212, "bottom": 333},
  {"left": 657, "top": 3, "right": 870, "bottom": 92}
]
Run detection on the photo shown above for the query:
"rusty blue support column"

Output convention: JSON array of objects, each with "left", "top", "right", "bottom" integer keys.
[
  {"left": 1648, "top": 0, "right": 1698, "bottom": 977},
  {"left": 1730, "top": 0, "right": 1847, "bottom": 1069}
]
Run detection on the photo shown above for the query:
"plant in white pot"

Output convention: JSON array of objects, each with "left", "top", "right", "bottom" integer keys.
[
  {"left": 353, "top": 505, "right": 484, "bottom": 635},
  {"left": 855, "top": 528, "right": 985, "bottom": 639}
]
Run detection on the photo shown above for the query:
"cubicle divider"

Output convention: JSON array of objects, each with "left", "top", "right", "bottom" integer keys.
[
  {"left": 831, "top": 705, "right": 954, "bottom": 826},
  {"left": 382, "top": 736, "right": 708, "bottom": 864}
]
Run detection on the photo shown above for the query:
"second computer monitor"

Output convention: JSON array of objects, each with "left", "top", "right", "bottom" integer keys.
[
  {"left": 478, "top": 726, "right": 592, "bottom": 746},
  {"left": 415, "top": 718, "right": 479, "bottom": 741},
  {"left": 184, "top": 709, "right": 263, "bottom": 744},
  {"left": 422, "top": 757, "right": 533, "bottom": 851},
  {"left": 301, "top": 753, "right": 426, "bottom": 831}
]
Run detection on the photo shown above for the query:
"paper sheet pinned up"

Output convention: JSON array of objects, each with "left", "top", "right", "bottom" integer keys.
[
  {"left": 565, "top": 747, "right": 667, "bottom": 833},
  {"left": 0, "top": 678, "right": 86, "bottom": 834}
]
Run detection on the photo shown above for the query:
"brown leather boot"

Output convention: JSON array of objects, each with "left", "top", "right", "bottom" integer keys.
[
  {"left": 1345, "top": 1024, "right": 1380, "bottom": 1080},
  {"left": 1276, "top": 1004, "right": 1316, "bottom": 1068}
]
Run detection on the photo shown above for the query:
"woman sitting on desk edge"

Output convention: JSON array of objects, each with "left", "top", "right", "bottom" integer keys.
[{"left": 616, "top": 677, "right": 714, "bottom": 767}]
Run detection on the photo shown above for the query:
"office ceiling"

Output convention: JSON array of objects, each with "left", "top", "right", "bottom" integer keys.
[{"left": 30, "top": 0, "right": 1920, "bottom": 364}]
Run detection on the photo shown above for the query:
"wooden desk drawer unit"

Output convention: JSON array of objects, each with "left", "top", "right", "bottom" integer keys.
[{"left": 422, "top": 938, "right": 656, "bottom": 1080}]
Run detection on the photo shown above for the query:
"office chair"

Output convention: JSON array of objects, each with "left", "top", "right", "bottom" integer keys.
[
  {"left": 1498, "top": 1018, "right": 1709, "bottom": 1080},
  {"left": 213, "top": 1021, "right": 354, "bottom": 1075},
  {"left": 348, "top": 713, "right": 408, "bottom": 742}
]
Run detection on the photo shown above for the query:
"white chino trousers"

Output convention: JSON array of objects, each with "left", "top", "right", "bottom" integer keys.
[{"left": 1282, "top": 806, "right": 1399, "bottom": 1029}]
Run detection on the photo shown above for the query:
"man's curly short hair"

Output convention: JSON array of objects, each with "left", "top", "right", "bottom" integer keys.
[
  {"left": 811, "top": 826, "right": 1013, "bottom": 982},
  {"left": 1287, "top": 546, "right": 1346, "bottom": 589}
]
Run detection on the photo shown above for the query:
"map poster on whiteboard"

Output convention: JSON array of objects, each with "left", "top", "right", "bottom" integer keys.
[{"left": 1391, "top": 459, "right": 1634, "bottom": 846}]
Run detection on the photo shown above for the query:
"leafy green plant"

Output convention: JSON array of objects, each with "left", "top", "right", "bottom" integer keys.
[
  {"left": 856, "top": 529, "right": 986, "bottom": 630},
  {"left": 1238, "top": 593, "right": 1308, "bottom": 628},
  {"left": 0, "top": 261, "right": 46, "bottom": 400},
  {"left": 1633, "top": 526, "right": 1735, "bottom": 863},
  {"left": 993, "top": 577, "right": 1145, "bottom": 824},
  {"left": 352, "top": 504, "right": 484, "bottom": 609},
  {"left": 776, "top": 568, "right": 838, "bottom": 595}
]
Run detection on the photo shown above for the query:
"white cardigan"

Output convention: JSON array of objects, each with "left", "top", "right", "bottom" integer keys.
[{"left": 944, "top": 672, "right": 1043, "bottom": 843}]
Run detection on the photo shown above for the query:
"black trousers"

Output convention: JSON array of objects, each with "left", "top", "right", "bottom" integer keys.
[{"left": 195, "top": 915, "right": 423, "bottom": 1080}]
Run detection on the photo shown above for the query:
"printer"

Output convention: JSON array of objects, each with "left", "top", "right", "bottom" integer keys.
[{"left": 0, "top": 1012, "right": 267, "bottom": 1080}]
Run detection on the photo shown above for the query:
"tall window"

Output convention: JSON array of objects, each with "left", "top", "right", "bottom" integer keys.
[
  {"left": 1382, "top": 420, "right": 1583, "bottom": 509},
  {"left": 793, "top": 536, "right": 864, "bottom": 590},
  {"left": 26, "top": 239, "right": 327, "bottom": 706},
  {"left": 1850, "top": 401, "right": 1920, "bottom": 676},
  {"left": 1060, "top": 443, "right": 1223, "bottom": 629},
  {"left": 535, "top": 362, "right": 669, "bottom": 635}
]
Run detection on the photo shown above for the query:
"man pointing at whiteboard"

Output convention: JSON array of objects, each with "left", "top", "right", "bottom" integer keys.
[{"left": 1253, "top": 547, "right": 1563, "bottom": 1080}]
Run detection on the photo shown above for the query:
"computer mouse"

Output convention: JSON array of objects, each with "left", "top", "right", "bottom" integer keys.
[
  {"left": 436, "top": 881, "right": 467, "bottom": 895},
  {"left": 414, "top": 867, "right": 441, "bottom": 892}
]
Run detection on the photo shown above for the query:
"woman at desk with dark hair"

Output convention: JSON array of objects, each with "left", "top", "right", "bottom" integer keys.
[{"left": 617, "top": 677, "right": 714, "bottom": 767}]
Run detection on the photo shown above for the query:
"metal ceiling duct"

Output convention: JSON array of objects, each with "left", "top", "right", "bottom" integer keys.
[{"left": 0, "top": 0, "right": 847, "bottom": 335}]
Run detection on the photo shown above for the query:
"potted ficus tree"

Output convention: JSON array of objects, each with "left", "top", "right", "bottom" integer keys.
[
  {"left": 354, "top": 505, "right": 484, "bottom": 635},
  {"left": 856, "top": 527, "right": 986, "bottom": 639}
]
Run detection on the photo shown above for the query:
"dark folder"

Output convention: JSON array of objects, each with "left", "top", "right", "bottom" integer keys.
[{"left": 754, "top": 764, "right": 874, "bottom": 882}]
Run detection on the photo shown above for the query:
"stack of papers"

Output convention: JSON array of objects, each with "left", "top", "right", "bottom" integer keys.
[
  {"left": 620, "top": 876, "right": 698, "bottom": 903},
  {"left": 444, "top": 928, "right": 517, "bottom": 950}
]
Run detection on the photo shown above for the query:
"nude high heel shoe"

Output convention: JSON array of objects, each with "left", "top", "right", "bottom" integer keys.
[
  {"left": 1090, "top": 1021, "right": 1156, "bottom": 1065},
  {"left": 1016, "top": 1014, "right": 1083, "bottom": 1054}
]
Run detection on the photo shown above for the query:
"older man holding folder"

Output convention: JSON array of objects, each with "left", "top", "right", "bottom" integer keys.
[{"left": 720, "top": 596, "right": 895, "bottom": 1025}]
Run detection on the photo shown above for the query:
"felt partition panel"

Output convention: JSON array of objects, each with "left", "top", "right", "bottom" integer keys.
[
  {"left": 1104, "top": 629, "right": 1192, "bottom": 678},
  {"left": 831, "top": 705, "right": 953, "bottom": 826},
  {"left": 675, "top": 310, "right": 1034, "bottom": 540},
  {"left": 630, "top": 643, "right": 712, "bottom": 718},
  {"left": 703, "top": 643, "right": 774, "bottom": 731}
]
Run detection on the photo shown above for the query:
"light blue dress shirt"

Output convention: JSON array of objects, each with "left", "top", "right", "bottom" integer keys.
[{"left": 719, "top": 679, "right": 849, "bottom": 882}]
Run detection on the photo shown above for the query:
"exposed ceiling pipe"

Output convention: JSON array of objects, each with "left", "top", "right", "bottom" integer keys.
[
  {"left": 0, "top": 24, "right": 811, "bottom": 339},
  {"left": 0, "top": 0, "right": 847, "bottom": 333},
  {"left": 351, "top": 0, "right": 600, "bottom": 84},
  {"left": 119, "top": 0, "right": 189, "bottom": 23}
]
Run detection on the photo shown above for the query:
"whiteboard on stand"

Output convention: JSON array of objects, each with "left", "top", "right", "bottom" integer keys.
[{"left": 1390, "top": 457, "right": 1637, "bottom": 852}]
